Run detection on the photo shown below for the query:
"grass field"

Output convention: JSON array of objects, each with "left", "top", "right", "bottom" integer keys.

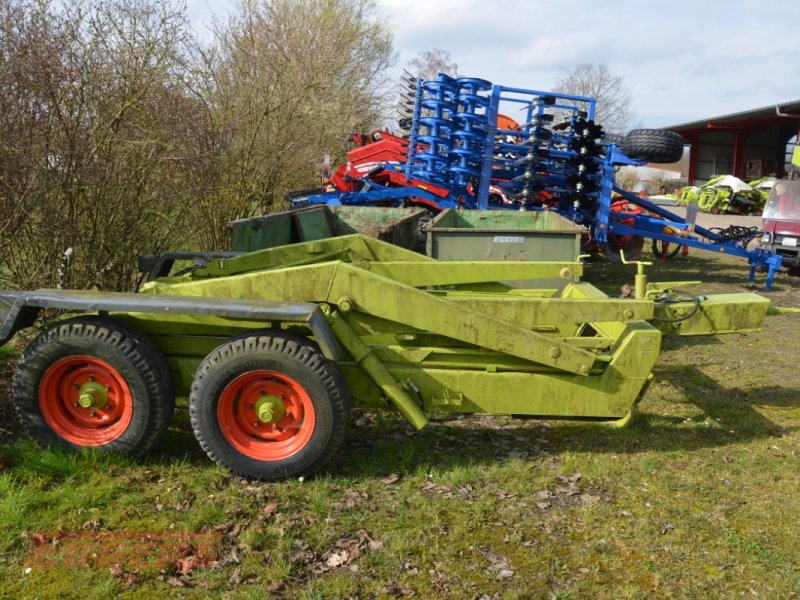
[{"left": 0, "top": 250, "right": 798, "bottom": 599}]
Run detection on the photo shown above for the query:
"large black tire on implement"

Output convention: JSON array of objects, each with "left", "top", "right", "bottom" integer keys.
[
  {"left": 13, "top": 316, "right": 174, "bottom": 457},
  {"left": 620, "top": 129, "right": 684, "bottom": 164}
]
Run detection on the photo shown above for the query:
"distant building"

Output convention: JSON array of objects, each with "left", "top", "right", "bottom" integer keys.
[{"left": 666, "top": 101, "right": 800, "bottom": 184}]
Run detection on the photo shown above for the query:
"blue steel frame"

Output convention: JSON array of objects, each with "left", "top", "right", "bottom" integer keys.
[
  {"left": 476, "top": 85, "right": 596, "bottom": 210},
  {"left": 306, "top": 73, "right": 782, "bottom": 288}
]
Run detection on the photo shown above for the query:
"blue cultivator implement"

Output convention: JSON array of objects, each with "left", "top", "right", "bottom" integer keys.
[{"left": 298, "top": 73, "right": 783, "bottom": 288}]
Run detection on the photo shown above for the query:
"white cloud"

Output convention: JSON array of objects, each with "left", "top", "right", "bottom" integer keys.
[
  {"left": 508, "top": 33, "right": 607, "bottom": 70},
  {"left": 186, "top": 0, "right": 800, "bottom": 127}
]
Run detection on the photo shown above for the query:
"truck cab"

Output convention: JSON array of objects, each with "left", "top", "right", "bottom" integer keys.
[{"left": 760, "top": 180, "right": 800, "bottom": 273}]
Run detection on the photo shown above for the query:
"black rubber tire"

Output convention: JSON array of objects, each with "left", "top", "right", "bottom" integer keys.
[
  {"left": 619, "top": 129, "right": 684, "bottom": 164},
  {"left": 603, "top": 133, "right": 626, "bottom": 145},
  {"left": 651, "top": 238, "right": 682, "bottom": 261},
  {"left": 603, "top": 235, "right": 644, "bottom": 262},
  {"left": 189, "top": 330, "right": 350, "bottom": 480},
  {"left": 13, "top": 316, "right": 174, "bottom": 457}
]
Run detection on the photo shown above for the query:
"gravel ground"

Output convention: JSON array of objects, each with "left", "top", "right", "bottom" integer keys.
[{"left": 664, "top": 205, "right": 762, "bottom": 231}]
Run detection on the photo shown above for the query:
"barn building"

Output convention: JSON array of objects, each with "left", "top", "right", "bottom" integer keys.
[{"left": 666, "top": 100, "right": 800, "bottom": 184}]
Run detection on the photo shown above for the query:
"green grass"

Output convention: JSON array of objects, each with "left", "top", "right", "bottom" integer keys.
[{"left": 1, "top": 251, "right": 799, "bottom": 598}]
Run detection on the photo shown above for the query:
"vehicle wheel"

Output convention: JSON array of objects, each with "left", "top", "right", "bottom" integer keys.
[
  {"left": 603, "top": 234, "right": 644, "bottom": 262},
  {"left": 603, "top": 133, "right": 626, "bottom": 145},
  {"left": 619, "top": 129, "right": 684, "bottom": 164},
  {"left": 190, "top": 331, "right": 350, "bottom": 480},
  {"left": 13, "top": 316, "right": 174, "bottom": 457},
  {"left": 651, "top": 238, "right": 682, "bottom": 261}
]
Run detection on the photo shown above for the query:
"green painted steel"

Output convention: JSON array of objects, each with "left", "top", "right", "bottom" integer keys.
[
  {"left": 324, "top": 306, "right": 429, "bottom": 430},
  {"left": 230, "top": 206, "right": 426, "bottom": 252},
  {"left": 426, "top": 209, "right": 583, "bottom": 289},
  {"left": 127, "top": 235, "right": 672, "bottom": 424},
  {"left": 78, "top": 381, "right": 108, "bottom": 409},
  {"left": 5, "top": 234, "right": 783, "bottom": 432},
  {"left": 653, "top": 293, "right": 770, "bottom": 336},
  {"left": 146, "top": 260, "right": 596, "bottom": 376},
  {"left": 190, "top": 235, "right": 432, "bottom": 279},
  {"left": 116, "top": 234, "right": 780, "bottom": 427},
  {"left": 4, "top": 217, "right": 795, "bottom": 482},
  {"left": 255, "top": 395, "right": 286, "bottom": 424}
]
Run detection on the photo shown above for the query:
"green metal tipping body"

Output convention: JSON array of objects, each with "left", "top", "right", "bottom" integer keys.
[
  {"left": 1, "top": 234, "right": 781, "bottom": 432},
  {"left": 2, "top": 226, "right": 796, "bottom": 481},
  {"left": 81, "top": 233, "right": 767, "bottom": 430}
]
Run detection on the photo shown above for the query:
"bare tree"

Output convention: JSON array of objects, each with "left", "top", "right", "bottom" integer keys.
[
  {"left": 554, "top": 63, "right": 634, "bottom": 134},
  {"left": 615, "top": 167, "right": 639, "bottom": 191},
  {"left": 188, "top": 0, "right": 396, "bottom": 249},
  {"left": 0, "top": 0, "right": 199, "bottom": 291},
  {"left": 405, "top": 47, "right": 459, "bottom": 81},
  {"left": 0, "top": 0, "right": 398, "bottom": 290}
]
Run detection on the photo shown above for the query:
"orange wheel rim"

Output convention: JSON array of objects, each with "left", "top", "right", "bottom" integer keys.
[
  {"left": 217, "top": 370, "right": 315, "bottom": 461},
  {"left": 39, "top": 356, "right": 133, "bottom": 446}
]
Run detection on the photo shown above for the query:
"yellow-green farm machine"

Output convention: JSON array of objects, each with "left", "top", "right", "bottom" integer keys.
[{"left": 1, "top": 233, "right": 790, "bottom": 480}]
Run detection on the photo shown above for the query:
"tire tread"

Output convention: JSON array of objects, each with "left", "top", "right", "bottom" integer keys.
[
  {"left": 190, "top": 330, "right": 350, "bottom": 480},
  {"left": 12, "top": 316, "right": 174, "bottom": 457},
  {"left": 620, "top": 128, "right": 684, "bottom": 164}
]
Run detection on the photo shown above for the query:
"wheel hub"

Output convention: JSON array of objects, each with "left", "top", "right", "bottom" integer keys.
[
  {"left": 38, "top": 355, "right": 133, "bottom": 446},
  {"left": 77, "top": 381, "right": 108, "bottom": 409},
  {"left": 255, "top": 395, "right": 285, "bottom": 424}
]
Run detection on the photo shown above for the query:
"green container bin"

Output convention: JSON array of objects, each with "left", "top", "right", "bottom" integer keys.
[
  {"left": 426, "top": 209, "right": 584, "bottom": 288},
  {"left": 230, "top": 206, "right": 426, "bottom": 252}
]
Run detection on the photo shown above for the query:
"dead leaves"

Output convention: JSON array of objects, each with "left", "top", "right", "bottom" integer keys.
[
  {"left": 109, "top": 564, "right": 141, "bottom": 589},
  {"left": 421, "top": 479, "right": 477, "bottom": 501},
  {"left": 175, "top": 492, "right": 195, "bottom": 512},
  {"left": 401, "top": 560, "right": 419, "bottom": 576},
  {"left": 214, "top": 521, "right": 244, "bottom": 539},
  {"left": 260, "top": 502, "right": 279, "bottom": 519},
  {"left": 383, "top": 582, "right": 416, "bottom": 597},
  {"left": 81, "top": 518, "right": 104, "bottom": 531},
  {"left": 228, "top": 565, "right": 258, "bottom": 585},
  {"left": 290, "top": 529, "right": 384, "bottom": 576},
  {"left": 536, "top": 473, "right": 605, "bottom": 510},
  {"left": 556, "top": 472, "right": 583, "bottom": 496},
  {"left": 332, "top": 488, "right": 370, "bottom": 511},
  {"left": 381, "top": 472, "right": 402, "bottom": 485},
  {"left": 475, "top": 546, "right": 515, "bottom": 580}
]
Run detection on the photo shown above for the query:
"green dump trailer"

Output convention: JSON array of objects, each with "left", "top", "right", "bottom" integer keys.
[{"left": 0, "top": 235, "right": 790, "bottom": 480}]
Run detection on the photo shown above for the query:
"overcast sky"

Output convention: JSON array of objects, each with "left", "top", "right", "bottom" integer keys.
[{"left": 188, "top": 0, "right": 800, "bottom": 128}]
